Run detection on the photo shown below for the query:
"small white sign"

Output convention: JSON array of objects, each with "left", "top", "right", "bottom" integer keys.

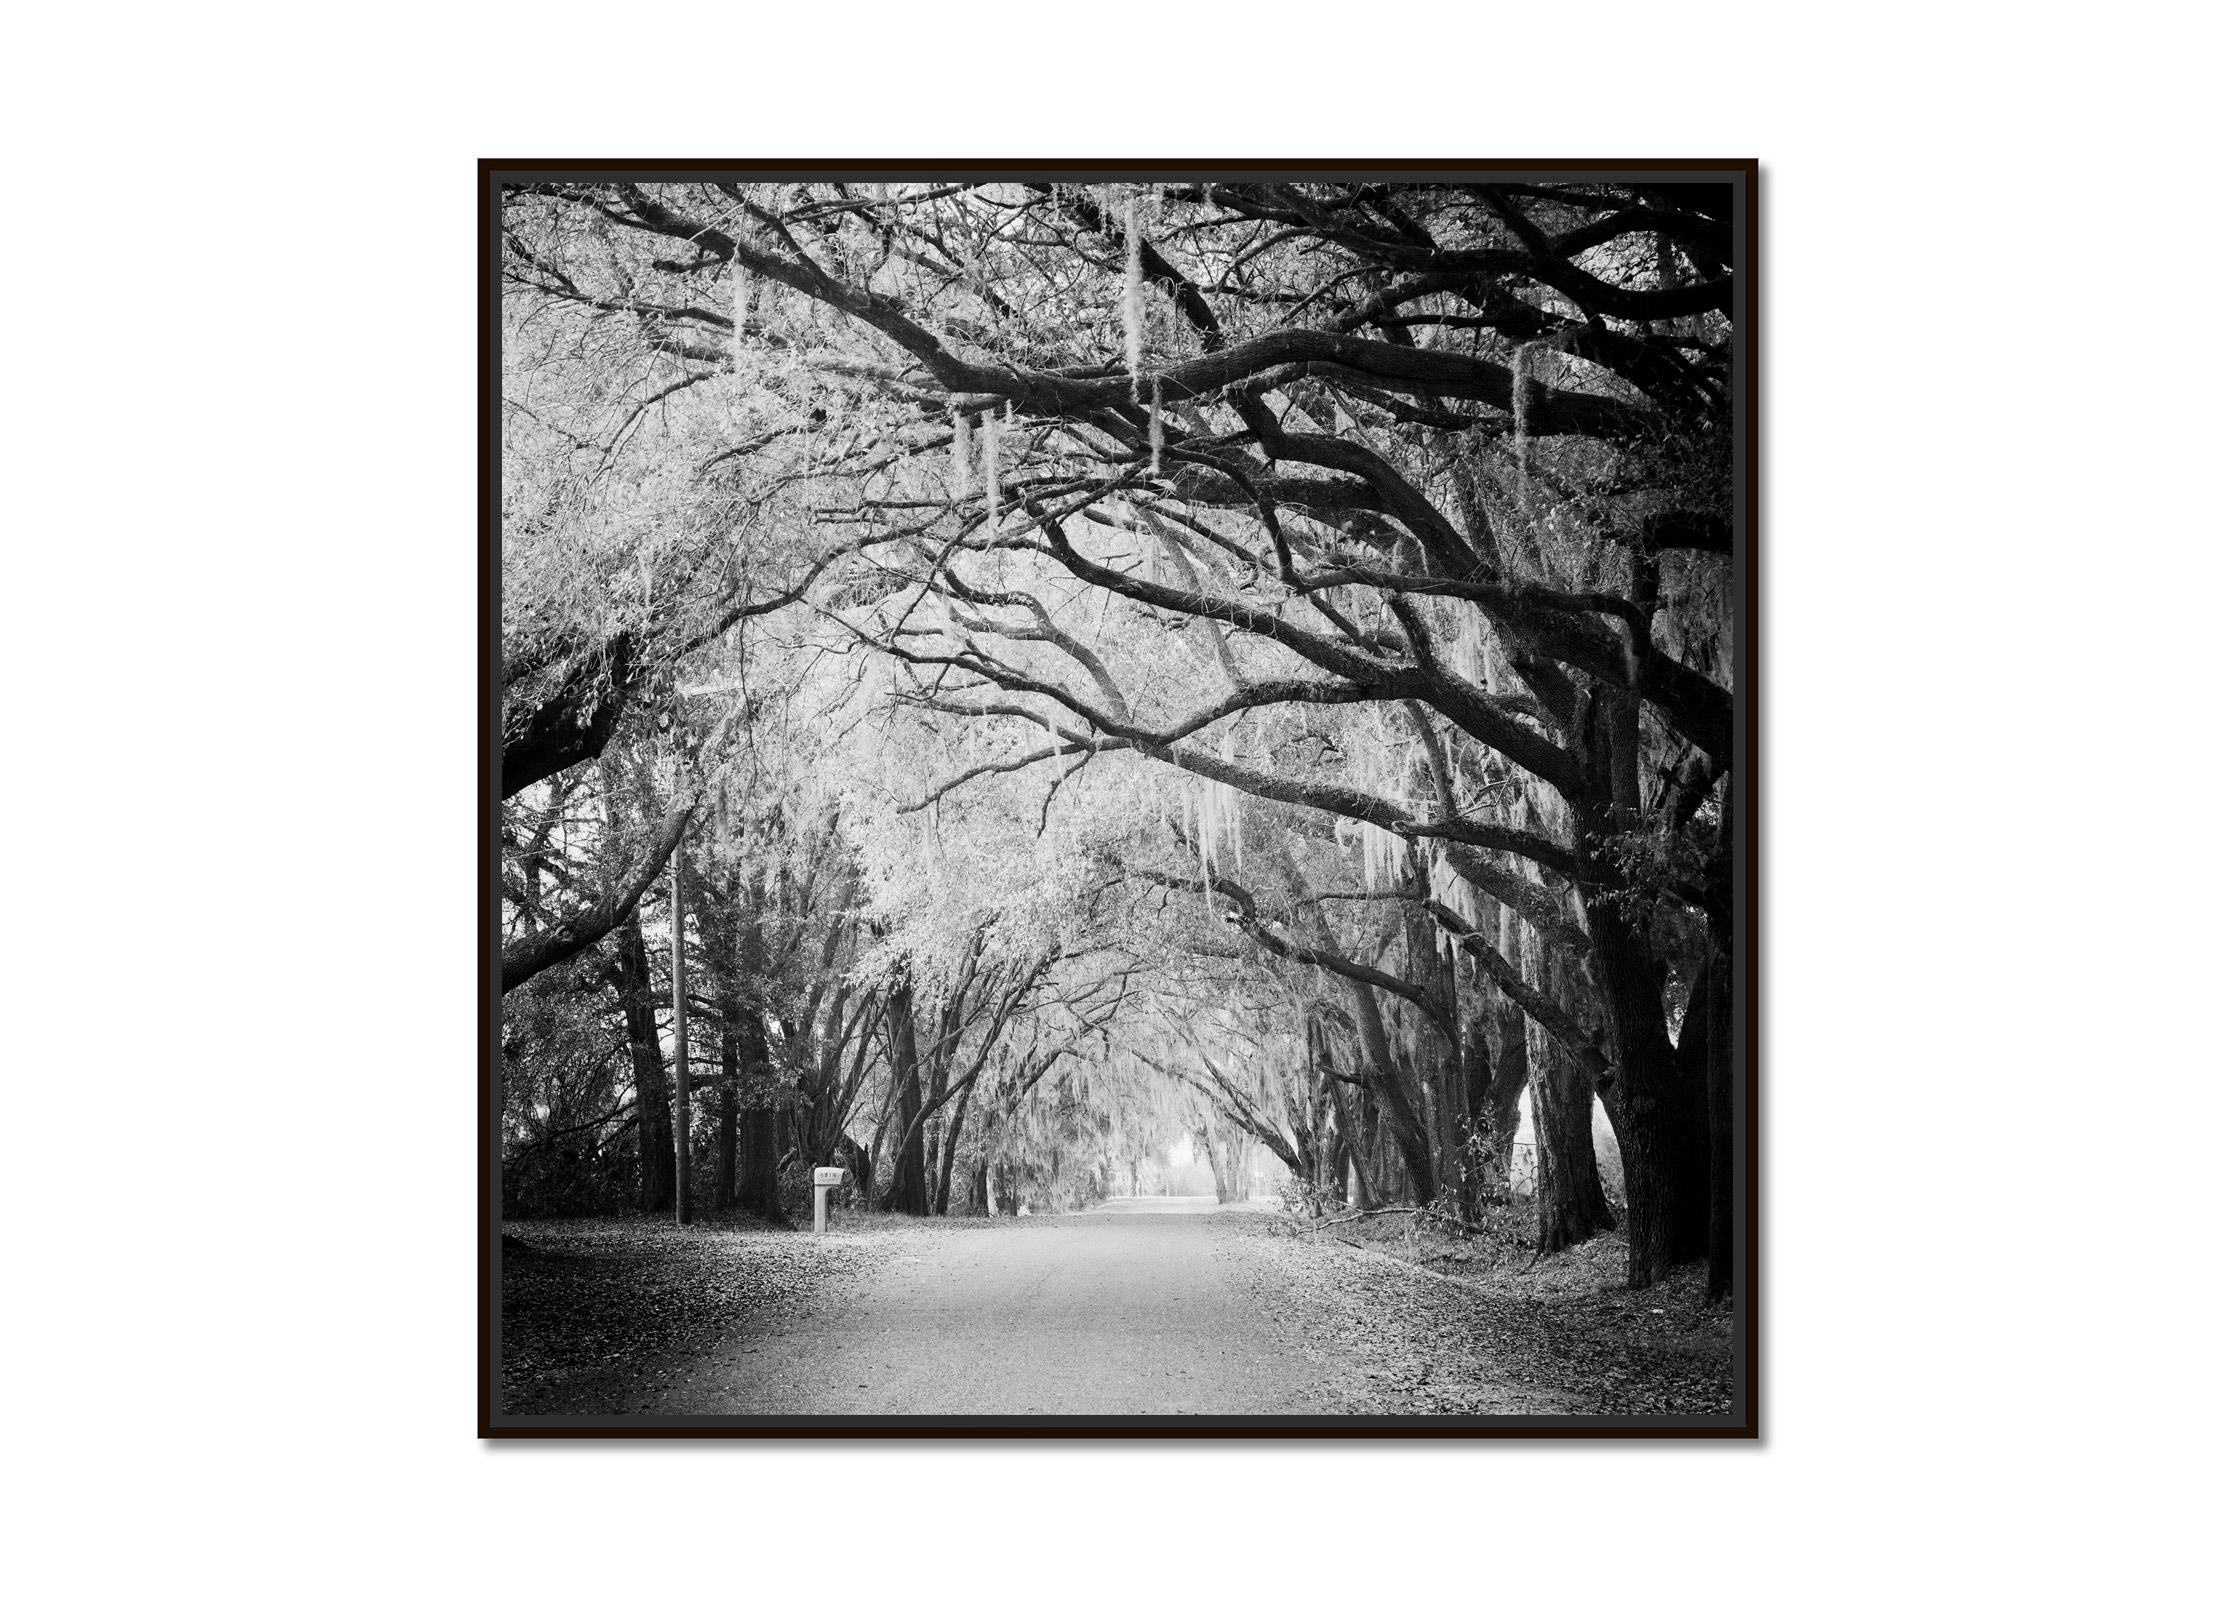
[{"left": 812, "top": 1166, "right": 846, "bottom": 1187}]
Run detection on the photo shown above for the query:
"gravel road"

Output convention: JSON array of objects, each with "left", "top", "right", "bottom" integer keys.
[{"left": 659, "top": 1197, "right": 1322, "bottom": 1415}]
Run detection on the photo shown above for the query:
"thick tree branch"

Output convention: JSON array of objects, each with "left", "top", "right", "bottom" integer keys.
[
  {"left": 501, "top": 804, "right": 693, "bottom": 992},
  {"left": 1129, "top": 863, "right": 1456, "bottom": 1042}
]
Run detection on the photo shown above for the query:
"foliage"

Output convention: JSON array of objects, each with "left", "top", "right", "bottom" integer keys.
[{"left": 495, "top": 179, "right": 1739, "bottom": 1296}]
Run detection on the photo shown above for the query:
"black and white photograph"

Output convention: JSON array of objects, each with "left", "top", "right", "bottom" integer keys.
[
  {"left": 486, "top": 167, "right": 1755, "bottom": 1434},
  {"left": 17, "top": 1, "right": 2240, "bottom": 1590}
]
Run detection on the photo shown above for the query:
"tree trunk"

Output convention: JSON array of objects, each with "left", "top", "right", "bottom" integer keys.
[
  {"left": 1344, "top": 1081, "right": 1380, "bottom": 1208},
  {"left": 960, "top": 1156, "right": 992, "bottom": 1217},
  {"left": 1404, "top": 912, "right": 1472, "bottom": 1209},
  {"left": 605, "top": 919, "right": 674, "bottom": 1213},
  {"left": 1318, "top": 1124, "right": 1348, "bottom": 1213},
  {"left": 716, "top": 1030, "right": 739, "bottom": 1209},
  {"left": 1524, "top": 937, "right": 1614, "bottom": 1251},
  {"left": 1451, "top": 1006, "right": 1493, "bottom": 1218},
  {"left": 1577, "top": 686, "right": 1710, "bottom": 1287},
  {"left": 932, "top": 1075, "right": 980, "bottom": 1215},
  {"left": 1215, "top": 1125, "right": 1250, "bottom": 1203},
  {"left": 1348, "top": 983, "right": 1439, "bottom": 1204},
  {"left": 1202, "top": 1125, "right": 1231, "bottom": 1204},
  {"left": 735, "top": 1009, "right": 788, "bottom": 1224},
  {"left": 743, "top": 1101, "right": 783, "bottom": 1222},
  {"left": 1586, "top": 900, "right": 1707, "bottom": 1287},
  {"left": 1301, "top": 1018, "right": 1349, "bottom": 1212},
  {"left": 1479, "top": 1004, "right": 1530, "bottom": 1207},
  {"left": 1199, "top": 1122, "right": 1249, "bottom": 1205},
  {"left": 880, "top": 983, "right": 930, "bottom": 1215},
  {"left": 841, "top": 1134, "right": 874, "bottom": 1196},
  {"left": 1527, "top": 1029, "right": 1613, "bottom": 1250}
]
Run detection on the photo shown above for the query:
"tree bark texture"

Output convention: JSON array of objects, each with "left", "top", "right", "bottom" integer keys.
[
  {"left": 880, "top": 982, "right": 930, "bottom": 1215},
  {"left": 1524, "top": 936, "right": 1614, "bottom": 1251},
  {"left": 1479, "top": 1003, "right": 1530, "bottom": 1208},
  {"left": 1584, "top": 897, "right": 1708, "bottom": 1288},
  {"left": 605, "top": 918, "right": 674, "bottom": 1213}
]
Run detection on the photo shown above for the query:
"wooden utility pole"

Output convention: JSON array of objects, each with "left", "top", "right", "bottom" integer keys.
[{"left": 670, "top": 819, "right": 692, "bottom": 1226}]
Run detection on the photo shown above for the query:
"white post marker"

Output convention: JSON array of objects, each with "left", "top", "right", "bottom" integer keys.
[{"left": 812, "top": 1167, "right": 845, "bottom": 1236}]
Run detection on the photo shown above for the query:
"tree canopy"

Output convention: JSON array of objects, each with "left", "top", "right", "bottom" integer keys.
[{"left": 496, "top": 176, "right": 1745, "bottom": 1293}]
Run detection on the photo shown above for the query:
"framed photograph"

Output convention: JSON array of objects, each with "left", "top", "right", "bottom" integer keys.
[{"left": 483, "top": 162, "right": 1756, "bottom": 1437}]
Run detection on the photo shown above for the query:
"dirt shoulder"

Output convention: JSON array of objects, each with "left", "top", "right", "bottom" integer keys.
[
  {"left": 1227, "top": 1209, "right": 1735, "bottom": 1416},
  {"left": 499, "top": 1215, "right": 917, "bottom": 1415}
]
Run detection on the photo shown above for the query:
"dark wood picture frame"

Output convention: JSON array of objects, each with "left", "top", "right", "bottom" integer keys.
[{"left": 481, "top": 159, "right": 1758, "bottom": 1439}]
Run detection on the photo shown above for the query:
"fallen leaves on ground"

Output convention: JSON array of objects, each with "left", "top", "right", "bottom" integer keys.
[
  {"left": 499, "top": 1215, "right": 901, "bottom": 1415},
  {"left": 1216, "top": 1210, "right": 1735, "bottom": 1418}
]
